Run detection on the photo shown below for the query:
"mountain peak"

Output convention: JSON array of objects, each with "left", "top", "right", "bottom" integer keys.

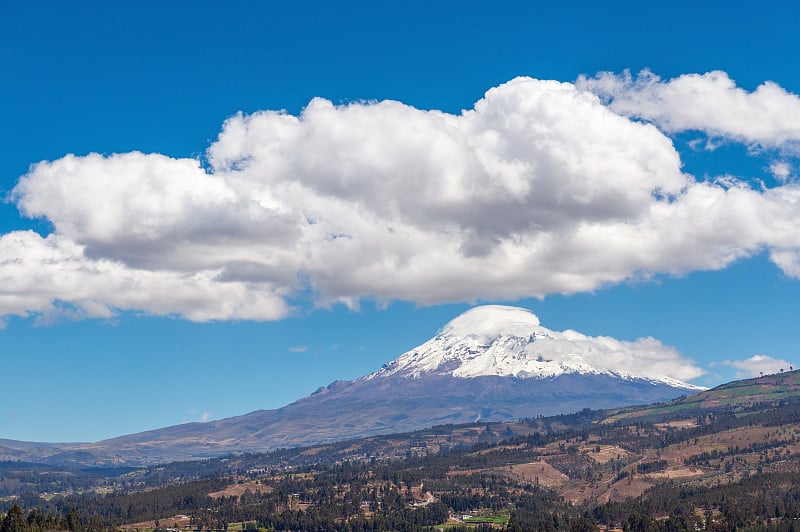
[{"left": 368, "top": 305, "right": 704, "bottom": 390}]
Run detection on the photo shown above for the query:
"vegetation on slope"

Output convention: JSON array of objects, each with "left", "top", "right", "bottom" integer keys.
[{"left": 4, "top": 371, "right": 800, "bottom": 531}]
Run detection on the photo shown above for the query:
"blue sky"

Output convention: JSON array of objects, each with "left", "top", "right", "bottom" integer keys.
[{"left": 2, "top": 1, "right": 800, "bottom": 442}]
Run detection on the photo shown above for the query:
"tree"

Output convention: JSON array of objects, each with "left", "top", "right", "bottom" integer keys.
[
  {"left": 568, "top": 517, "right": 599, "bottom": 531},
  {"left": 2, "top": 505, "right": 26, "bottom": 532},
  {"left": 66, "top": 509, "right": 81, "bottom": 532}
]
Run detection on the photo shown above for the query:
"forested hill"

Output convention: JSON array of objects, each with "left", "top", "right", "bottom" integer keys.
[{"left": 3, "top": 370, "right": 800, "bottom": 530}]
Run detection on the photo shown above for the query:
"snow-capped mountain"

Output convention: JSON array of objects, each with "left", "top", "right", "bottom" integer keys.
[
  {"left": 2, "top": 306, "right": 705, "bottom": 466},
  {"left": 368, "top": 305, "right": 703, "bottom": 390}
]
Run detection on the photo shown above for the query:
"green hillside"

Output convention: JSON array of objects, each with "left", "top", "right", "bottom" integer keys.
[{"left": 600, "top": 369, "right": 800, "bottom": 425}]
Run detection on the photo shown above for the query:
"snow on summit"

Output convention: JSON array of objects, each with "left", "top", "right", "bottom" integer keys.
[
  {"left": 440, "top": 305, "right": 540, "bottom": 341},
  {"left": 370, "top": 305, "right": 705, "bottom": 389}
]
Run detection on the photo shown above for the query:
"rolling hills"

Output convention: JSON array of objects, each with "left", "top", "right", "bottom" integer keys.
[{"left": 4, "top": 369, "right": 800, "bottom": 531}]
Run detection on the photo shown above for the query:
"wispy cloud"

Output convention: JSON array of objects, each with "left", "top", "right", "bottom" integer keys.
[
  {"left": 722, "top": 354, "right": 795, "bottom": 378},
  {"left": 288, "top": 345, "right": 308, "bottom": 353},
  {"left": 770, "top": 161, "right": 793, "bottom": 182}
]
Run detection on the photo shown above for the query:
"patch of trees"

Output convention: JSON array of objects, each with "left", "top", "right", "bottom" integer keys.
[
  {"left": 593, "top": 468, "right": 800, "bottom": 530},
  {"left": 0, "top": 462, "right": 139, "bottom": 499},
  {"left": 684, "top": 438, "right": 795, "bottom": 467},
  {"left": 635, "top": 460, "right": 667, "bottom": 474},
  {"left": 2, "top": 443, "right": 577, "bottom": 531},
  {"left": 0, "top": 504, "right": 81, "bottom": 532}
]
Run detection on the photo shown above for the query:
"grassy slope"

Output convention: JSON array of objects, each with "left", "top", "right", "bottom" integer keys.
[{"left": 600, "top": 369, "right": 800, "bottom": 425}]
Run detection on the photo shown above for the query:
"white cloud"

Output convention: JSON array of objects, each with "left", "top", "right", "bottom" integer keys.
[
  {"left": 0, "top": 231, "right": 290, "bottom": 322},
  {"left": 13, "top": 152, "right": 300, "bottom": 273},
  {"left": 4, "top": 75, "right": 800, "bottom": 322},
  {"left": 770, "top": 161, "right": 793, "bottom": 181},
  {"left": 771, "top": 248, "right": 800, "bottom": 278},
  {"left": 288, "top": 345, "right": 308, "bottom": 353},
  {"left": 577, "top": 70, "right": 800, "bottom": 149},
  {"left": 722, "top": 355, "right": 795, "bottom": 378},
  {"left": 532, "top": 329, "right": 704, "bottom": 383}
]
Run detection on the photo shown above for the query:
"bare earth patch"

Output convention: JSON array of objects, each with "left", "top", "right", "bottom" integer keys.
[
  {"left": 584, "top": 445, "right": 630, "bottom": 464},
  {"left": 593, "top": 478, "right": 655, "bottom": 505},
  {"left": 647, "top": 466, "right": 705, "bottom": 480},
  {"left": 121, "top": 514, "right": 191, "bottom": 529},
  {"left": 655, "top": 419, "right": 698, "bottom": 430},
  {"left": 502, "top": 461, "right": 569, "bottom": 488},
  {"left": 209, "top": 481, "right": 273, "bottom": 499}
]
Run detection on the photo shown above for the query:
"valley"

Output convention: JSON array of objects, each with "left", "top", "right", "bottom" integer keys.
[{"left": 3, "top": 370, "right": 800, "bottom": 531}]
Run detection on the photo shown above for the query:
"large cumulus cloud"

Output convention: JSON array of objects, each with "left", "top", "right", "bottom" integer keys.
[{"left": 4, "top": 74, "right": 800, "bottom": 323}]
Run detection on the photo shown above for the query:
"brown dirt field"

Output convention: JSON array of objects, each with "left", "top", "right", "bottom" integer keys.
[
  {"left": 502, "top": 461, "right": 569, "bottom": 488},
  {"left": 655, "top": 419, "right": 698, "bottom": 430},
  {"left": 408, "top": 483, "right": 424, "bottom": 500},
  {"left": 593, "top": 478, "right": 654, "bottom": 505},
  {"left": 411, "top": 491, "right": 436, "bottom": 506},
  {"left": 702, "top": 425, "right": 799, "bottom": 449},
  {"left": 646, "top": 466, "right": 705, "bottom": 479},
  {"left": 121, "top": 515, "right": 191, "bottom": 529},
  {"left": 475, "top": 443, "right": 527, "bottom": 455},
  {"left": 209, "top": 481, "right": 273, "bottom": 498},
  {"left": 449, "top": 461, "right": 569, "bottom": 489},
  {"left": 660, "top": 424, "right": 800, "bottom": 464},
  {"left": 447, "top": 468, "right": 487, "bottom": 477},
  {"left": 582, "top": 445, "right": 630, "bottom": 464}
]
